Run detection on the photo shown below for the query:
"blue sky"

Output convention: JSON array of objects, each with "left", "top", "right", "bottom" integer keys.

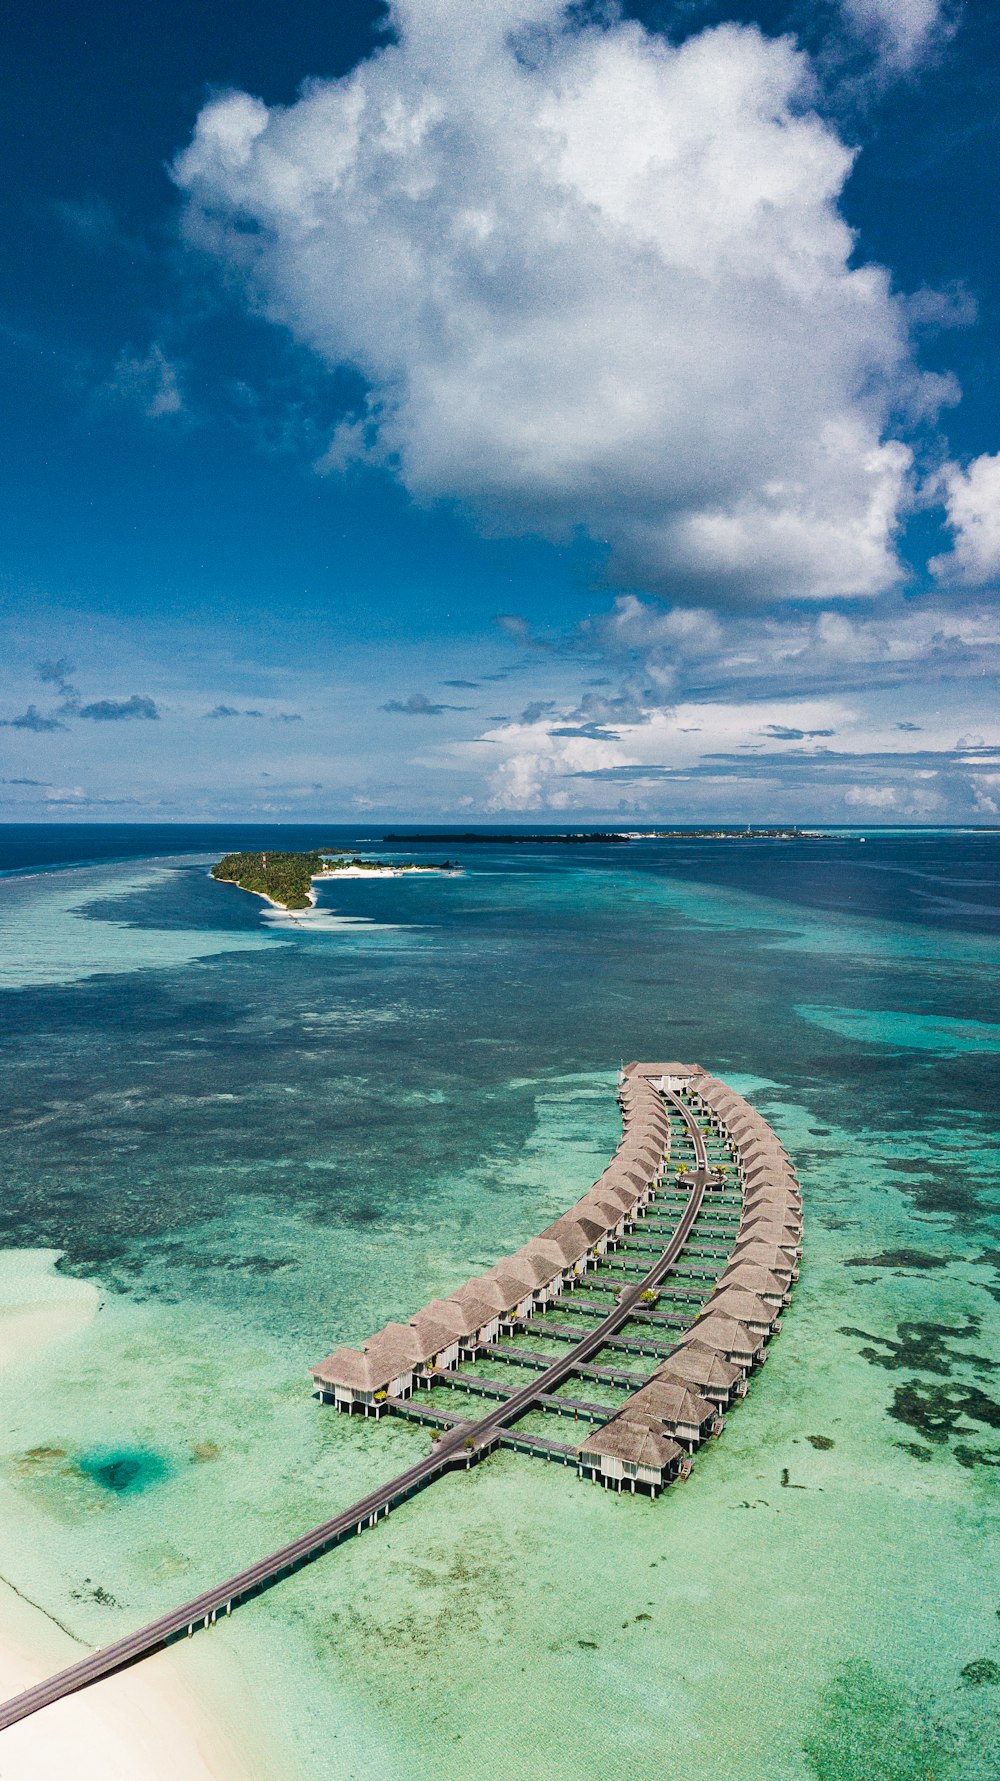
[{"left": 1, "top": 0, "right": 998, "bottom": 822}]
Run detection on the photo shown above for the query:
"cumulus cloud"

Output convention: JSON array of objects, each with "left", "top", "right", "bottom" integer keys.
[
  {"left": 174, "top": 1, "right": 949, "bottom": 603},
  {"left": 77, "top": 694, "right": 160, "bottom": 721},
  {"left": 930, "top": 453, "right": 1000, "bottom": 585}
]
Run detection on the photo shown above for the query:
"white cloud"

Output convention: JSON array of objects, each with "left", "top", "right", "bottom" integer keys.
[
  {"left": 840, "top": 0, "right": 948, "bottom": 71},
  {"left": 844, "top": 782, "right": 897, "bottom": 808},
  {"left": 930, "top": 453, "right": 1000, "bottom": 585},
  {"left": 174, "top": 2, "right": 943, "bottom": 603},
  {"left": 455, "top": 695, "right": 855, "bottom": 810},
  {"left": 105, "top": 344, "right": 183, "bottom": 418}
]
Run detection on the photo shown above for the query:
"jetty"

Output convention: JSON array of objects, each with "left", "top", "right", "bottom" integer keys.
[{"left": 0, "top": 1062, "right": 800, "bottom": 1733}]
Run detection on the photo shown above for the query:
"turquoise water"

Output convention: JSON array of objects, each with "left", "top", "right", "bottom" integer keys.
[{"left": 0, "top": 828, "right": 997, "bottom": 1777}]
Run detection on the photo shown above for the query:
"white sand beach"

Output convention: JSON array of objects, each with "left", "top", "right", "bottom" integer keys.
[{"left": 0, "top": 1252, "right": 289, "bottom": 1780}]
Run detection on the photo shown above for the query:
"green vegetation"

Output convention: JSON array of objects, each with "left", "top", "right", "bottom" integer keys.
[
  {"left": 211, "top": 848, "right": 456, "bottom": 910},
  {"left": 211, "top": 851, "right": 326, "bottom": 910}
]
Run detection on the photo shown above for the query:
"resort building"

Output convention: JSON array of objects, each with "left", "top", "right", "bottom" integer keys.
[
  {"left": 616, "top": 1379, "right": 722, "bottom": 1447},
  {"left": 577, "top": 1417, "right": 690, "bottom": 1493},
  {"left": 717, "top": 1262, "right": 790, "bottom": 1306},
  {"left": 310, "top": 1322, "right": 424, "bottom": 1413},
  {"left": 653, "top": 1342, "right": 747, "bottom": 1406},
  {"left": 311, "top": 1060, "right": 800, "bottom": 1511},
  {"left": 682, "top": 1313, "right": 765, "bottom": 1370},
  {"left": 703, "top": 1285, "right": 781, "bottom": 1337}
]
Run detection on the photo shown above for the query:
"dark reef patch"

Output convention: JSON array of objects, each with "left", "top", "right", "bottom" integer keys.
[
  {"left": 960, "top": 1660, "right": 1000, "bottom": 1686},
  {"left": 843, "top": 1249, "right": 947, "bottom": 1271},
  {"left": 888, "top": 1381, "right": 1000, "bottom": 1446},
  {"left": 896, "top": 1440, "right": 934, "bottom": 1462},
  {"left": 953, "top": 1443, "right": 1000, "bottom": 1470},
  {"left": 79, "top": 1447, "right": 169, "bottom": 1495},
  {"left": 840, "top": 1319, "right": 995, "bottom": 1378},
  {"left": 806, "top": 1434, "right": 835, "bottom": 1450}
]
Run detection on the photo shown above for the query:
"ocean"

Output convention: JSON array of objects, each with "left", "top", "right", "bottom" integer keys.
[{"left": 0, "top": 824, "right": 997, "bottom": 1778}]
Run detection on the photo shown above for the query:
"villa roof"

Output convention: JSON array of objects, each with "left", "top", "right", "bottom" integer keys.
[
  {"left": 730, "top": 1240, "right": 797, "bottom": 1269},
  {"left": 706, "top": 1286, "right": 780, "bottom": 1326},
  {"left": 485, "top": 1263, "right": 538, "bottom": 1310},
  {"left": 578, "top": 1416, "right": 683, "bottom": 1470},
  {"left": 654, "top": 1343, "right": 743, "bottom": 1393},
  {"left": 741, "top": 1210, "right": 802, "bottom": 1234},
  {"left": 440, "top": 1289, "right": 502, "bottom": 1336},
  {"left": 516, "top": 1239, "right": 567, "bottom": 1285},
  {"left": 309, "top": 1322, "right": 424, "bottom": 1391},
  {"left": 623, "top": 1380, "right": 715, "bottom": 1427},
  {"left": 574, "top": 1190, "right": 625, "bottom": 1228},
  {"left": 309, "top": 1345, "right": 375, "bottom": 1390},
  {"left": 719, "top": 1263, "right": 787, "bottom": 1297},
  {"left": 450, "top": 1274, "right": 509, "bottom": 1314},
  {"left": 536, "top": 1217, "right": 597, "bottom": 1265},
  {"left": 743, "top": 1187, "right": 801, "bottom": 1213},
  {"left": 407, "top": 1310, "right": 462, "bottom": 1361},
  {"left": 581, "top": 1175, "right": 627, "bottom": 1218},
  {"left": 683, "top": 1313, "right": 764, "bottom": 1357}
]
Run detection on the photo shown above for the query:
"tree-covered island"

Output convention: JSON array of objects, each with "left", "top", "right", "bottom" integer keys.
[{"left": 210, "top": 850, "right": 455, "bottom": 911}]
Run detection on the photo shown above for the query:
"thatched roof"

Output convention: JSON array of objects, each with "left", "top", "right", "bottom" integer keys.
[
  {"left": 719, "top": 1262, "right": 788, "bottom": 1299},
  {"left": 517, "top": 1238, "right": 569, "bottom": 1284},
  {"left": 440, "top": 1288, "right": 503, "bottom": 1335},
  {"left": 574, "top": 1189, "right": 626, "bottom": 1228},
  {"left": 706, "top": 1286, "right": 780, "bottom": 1327},
  {"left": 485, "top": 1262, "right": 539, "bottom": 1311},
  {"left": 536, "top": 1216, "right": 598, "bottom": 1264},
  {"left": 623, "top": 1380, "right": 715, "bottom": 1427},
  {"left": 731, "top": 1240, "right": 797, "bottom": 1273},
  {"left": 578, "top": 1416, "right": 683, "bottom": 1470},
  {"left": 407, "top": 1310, "right": 462, "bottom": 1361},
  {"left": 312, "top": 1319, "right": 426, "bottom": 1390},
  {"left": 654, "top": 1343, "right": 743, "bottom": 1394},
  {"left": 450, "top": 1274, "right": 509, "bottom": 1314},
  {"left": 309, "top": 1345, "right": 374, "bottom": 1390},
  {"left": 683, "top": 1313, "right": 763, "bottom": 1358}
]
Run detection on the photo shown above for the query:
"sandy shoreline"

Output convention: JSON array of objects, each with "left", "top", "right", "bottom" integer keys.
[
  {"left": 0, "top": 1251, "right": 289, "bottom": 1780},
  {"left": 218, "top": 862, "right": 456, "bottom": 920}
]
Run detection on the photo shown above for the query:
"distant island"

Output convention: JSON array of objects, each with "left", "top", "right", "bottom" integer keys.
[
  {"left": 211, "top": 850, "right": 456, "bottom": 911},
  {"left": 382, "top": 831, "right": 630, "bottom": 844},
  {"left": 383, "top": 827, "right": 819, "bottom": 844}
]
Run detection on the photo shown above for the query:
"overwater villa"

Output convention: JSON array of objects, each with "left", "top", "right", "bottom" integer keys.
[
  {"left": 614, "top": 1379, "right": 722, "bottom": 1447},
  {"left": 653, "top": 1341, "right": 747, "bottom": 1406},
  {"left": 577, "top": 1417, "right": 690, "bottom": 1493},
  {"left": 310, "top": 1059, "right": 802, "bottom": 1497}
]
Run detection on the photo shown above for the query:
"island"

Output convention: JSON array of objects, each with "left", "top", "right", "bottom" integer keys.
[
  {"left": 383, "top": 827, "right": 820, "bottom": 844},
  {"left": 210, "top": 850, "right": 456, "bottom": 911}
]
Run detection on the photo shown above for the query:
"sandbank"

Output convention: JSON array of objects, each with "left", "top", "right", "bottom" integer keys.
[{"left": 0, "top": 1250, "right": 290, "bottom": 1780}]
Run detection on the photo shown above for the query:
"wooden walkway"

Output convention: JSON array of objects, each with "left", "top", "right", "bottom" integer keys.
[{"left": 0, "top": 1086, "right": 710, "bottom": 1734}]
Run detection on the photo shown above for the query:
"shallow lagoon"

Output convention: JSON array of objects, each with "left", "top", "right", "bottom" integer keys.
[{"left": 0, "top": 828, "right": 997, "bottom": 1777}]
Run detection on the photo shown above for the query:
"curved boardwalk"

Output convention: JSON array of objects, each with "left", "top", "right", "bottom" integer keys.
[{"left": 0, "top": 1070, "right": 797, "bottom": 1733}]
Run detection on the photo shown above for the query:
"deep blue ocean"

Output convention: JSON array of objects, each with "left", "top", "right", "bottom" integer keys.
[{"left": 0, "top": 823, "right": 997, "bottom": 1780}]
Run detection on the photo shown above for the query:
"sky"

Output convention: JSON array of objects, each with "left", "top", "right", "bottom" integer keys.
[{"left": 1, "top": 0, "right": 999, "bottom": 824}]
